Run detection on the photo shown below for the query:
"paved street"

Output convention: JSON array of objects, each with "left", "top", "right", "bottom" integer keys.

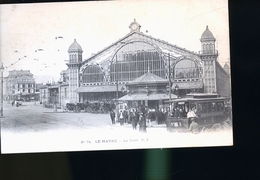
[{"left": 1, "top": 101, "right": 233, "bottom": 154}]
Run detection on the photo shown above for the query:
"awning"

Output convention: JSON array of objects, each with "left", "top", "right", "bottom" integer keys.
[
  {"left": 117, "top": 93, "right": 177, "bottom": 101},
  {"left": 172, "top": 81, "right": 203, "bottom": 90},
  {"left": 75, "top": 85, "right": 124, "bottom": 93}
]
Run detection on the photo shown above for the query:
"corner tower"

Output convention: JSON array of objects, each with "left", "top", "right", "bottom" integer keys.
[
  {"left": 67, "top": 39, "right": 83, "bottom": 103},
  {"left": 200, "top": 26, "right": 218, "bottom": 94}
]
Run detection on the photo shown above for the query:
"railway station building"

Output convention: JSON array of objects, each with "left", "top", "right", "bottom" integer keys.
[{"left": 40, "top": 19, "right": 231, "bottom": 110}]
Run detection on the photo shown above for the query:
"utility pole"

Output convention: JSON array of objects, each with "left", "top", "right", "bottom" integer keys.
[
  {"left": 116, "top": 54, "right": 118, "bottom": 99},
  {"left": 168, "top": 53, "right": 172, "bottom": 113},
  {"left": 0, "top": 62, "right": 4, "bottom": 117}
]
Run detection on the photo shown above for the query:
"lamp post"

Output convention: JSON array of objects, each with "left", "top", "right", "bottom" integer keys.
[
  {"left": 0, "top": 62, "right": 4, "bottom": 117},
  {"left": 34, "top": 81, "right": 36, "bottom": 105},
  {"left": 121, "top": 86, "right": 127, "bottom": 96},
  {"left": 116, "top": 54, "right": 119, "bottom": 99},
  {"left": 58, "top": 81, "right": 62, "bottom": 108},
  {"left": 53, "top": 90, "right": 57, "bottom": 112},
  {"left": 174, "top": 84, "right": 179, "bottom": 98},
  {"left": 168, "top": 53, "right": 172, "bottom": 112},
  {"left": 46, "top": 82, "right": 51, "bottom": 105}
]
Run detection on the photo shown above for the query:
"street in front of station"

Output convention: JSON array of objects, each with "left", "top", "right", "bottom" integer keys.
[{"left": 1, "top": 102, "right": 232, "bottom": 154}]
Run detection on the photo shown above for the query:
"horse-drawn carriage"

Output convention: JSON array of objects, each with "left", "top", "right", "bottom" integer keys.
[
  {"left": 65, "top": 103, "right": 82, "bottom": 112},
  {"left": 65, "top": 101, "right": 116, "bottom": 113},
  {"left": 84, "top": 101, "right": 114, "bottom": 113}
]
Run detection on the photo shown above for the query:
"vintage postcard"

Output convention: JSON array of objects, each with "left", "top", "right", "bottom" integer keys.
[{"left": 0, "top": 0, "right": 232, "bottom": 154}]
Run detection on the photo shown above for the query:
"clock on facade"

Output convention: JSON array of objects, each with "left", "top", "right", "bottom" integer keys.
[
  {"left": 131, "top": 23, "right": 138, "bottom": 30},
  {"left": 129, "top": 19, "right": 141, "bottom": 32}
]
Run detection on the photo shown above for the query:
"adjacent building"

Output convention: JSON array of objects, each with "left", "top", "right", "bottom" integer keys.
[{"left": 4, "top": 70, "right": 38, "bottom": 102}]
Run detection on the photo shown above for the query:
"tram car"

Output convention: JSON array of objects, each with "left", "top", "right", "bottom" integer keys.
[{"left": 166, "top": 93, "right": 232, "bottom": 132}]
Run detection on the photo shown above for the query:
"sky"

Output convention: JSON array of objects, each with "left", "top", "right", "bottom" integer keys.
[{"left": 0, "top": 0, "right": 229, "bottom": 84}]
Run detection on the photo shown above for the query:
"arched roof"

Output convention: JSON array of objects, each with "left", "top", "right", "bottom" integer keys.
[
  {"left": 200, "top": 25, "right": 216, "bottom": 42},
  {"left": 68, "top": 39, "right": 83, "bottom": 53}
]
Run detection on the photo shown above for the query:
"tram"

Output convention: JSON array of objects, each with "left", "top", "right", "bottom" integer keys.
[{"left": 166, "top": 93, "right": 232, "bottom": 132}]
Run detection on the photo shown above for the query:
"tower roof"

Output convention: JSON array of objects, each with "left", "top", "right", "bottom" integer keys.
[
  {"left": 200, "top": 25, "right": 216, "bottom": 42},
  {"left": 224, "top": 63, "right": 229, "bottom": 69},
  {"left": 68, "top": 39, "right": 83, "bottom": 53}
]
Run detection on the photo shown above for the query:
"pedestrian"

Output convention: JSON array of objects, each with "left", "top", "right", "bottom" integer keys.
[
  {"left": 110, "top": 110, "right": 116, "bottom": 125},
  {"left": 138, "top": 113, "right": 147, "bottom": 133},
  {"left": 189, "top": 118, "right": 199, "bottom": 134},
  {"left": 146, "top": 109, "right": 152, "bottom": 127},
  {"left": 123, "top": 109, "right": 128, "bottom": 124},
  {"left": 135, "top": 109, "right": 140, "bottom": 129},
  {"left": 119, "top": 110, "right": 124, "bottom": 126},
  {"left": 128, "top": 109, "right": 132, "bottom": 124},
  {"left": 131, "top": 109, "right": 137, "bottom": 129},
  {"left": 174, "top": 108, "right": 179, "bottom": 118},
  {"left": 187, "top": 108, "right": 197, "bottom": 127},
  {"left": 11, "top": 101, "right": 14, "bottom": 106}
]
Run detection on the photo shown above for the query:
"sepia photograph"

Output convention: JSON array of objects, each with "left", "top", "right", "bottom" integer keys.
[{"left": 0, "top": 0, "right": 232, "bottom": 154}]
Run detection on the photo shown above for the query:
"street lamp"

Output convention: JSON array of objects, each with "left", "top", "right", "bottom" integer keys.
[
  {"left": 121, "top": 86, "right": 127, "bottom": 96},
  {"left": 53, "top": 90, "right": 57, "bottom": 112},
  {"left": 0, "top": 62, "right": 4, "bottom": 117},
  {"left": 58, "top": 81, "right": 62, "bottom": 108},
  {"left": 167, "top": 53, "right": 172, "bottom": 112},
  {"left": 116, "top": 54, "right": 119, "bottom": 99},
  {"left": 174, "top": 84, "right": 179, "bottom": 97},
  {"left": 34, "top": 81, "right": 36, "bottom": 105},
  {"left": 46, "top": 82, "right": 51, "bottom": 105}
]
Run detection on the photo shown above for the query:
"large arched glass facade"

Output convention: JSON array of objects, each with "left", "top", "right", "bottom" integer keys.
[
  {"left": 174, "top": 60, "right": 199, "bottom": 79},
  {"left": 82, "top": 65, "right": 104, "bottom": 83},
  {"left": 110, "top": 42, "right": 166, "bottom": 82}
]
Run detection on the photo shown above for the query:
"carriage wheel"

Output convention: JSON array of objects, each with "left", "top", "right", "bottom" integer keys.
[
  {"left": 100, "top": 107, "right": 105, "bottom": 114},
  {"left": 86, "top": 107, "right": 91, "bottom": 113},
  {"left": 104, "top": 108, "right": 109, "bottom": 114},
  {"left": 211, "top": 123, "right": 221, "bottom": 131}
]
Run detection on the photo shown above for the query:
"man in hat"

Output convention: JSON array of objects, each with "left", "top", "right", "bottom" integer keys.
[
  {"left": 189, "top": 117, "right": 199, "bottom": 134},
  {"left": 138, "top": 113, "right": 147, "bottom": 133},
  {"left": 110, "top": 110, "right": 116, "bottom": 125}
]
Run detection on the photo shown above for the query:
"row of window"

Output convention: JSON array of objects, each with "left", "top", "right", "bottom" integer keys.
[
  {"left": 196, "top": 101, "right": 225, "bottom": 114},
  {"left": 82, "top": 63, "right": 201, "bottom": 83},
  {"left": 174, "top": 101, "right": 225, "bottom": 116},
  {"left": 17, "top": 84, "right": 35, "bottom": 88},
  {"left": 16, "top": 89, "right": 35, "bottom": 93}
]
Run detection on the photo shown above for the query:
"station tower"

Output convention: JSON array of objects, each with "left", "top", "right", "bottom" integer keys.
[
  {"left": 200, "top": 25, "right": 218, "bottom": 93},
  {"left": 67, "top": 39, "right": 83, "bottom": 103}
]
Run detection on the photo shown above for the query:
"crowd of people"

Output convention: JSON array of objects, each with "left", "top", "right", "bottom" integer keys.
[
  {"left": 109, "top": 105, "right": 170, "bottom": 133},
  {"left": 110, "top": 105, "right": 199, "bottom": 134},
  {"left": 109, "top": 105, "right": 149, "bottom": 133}
]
